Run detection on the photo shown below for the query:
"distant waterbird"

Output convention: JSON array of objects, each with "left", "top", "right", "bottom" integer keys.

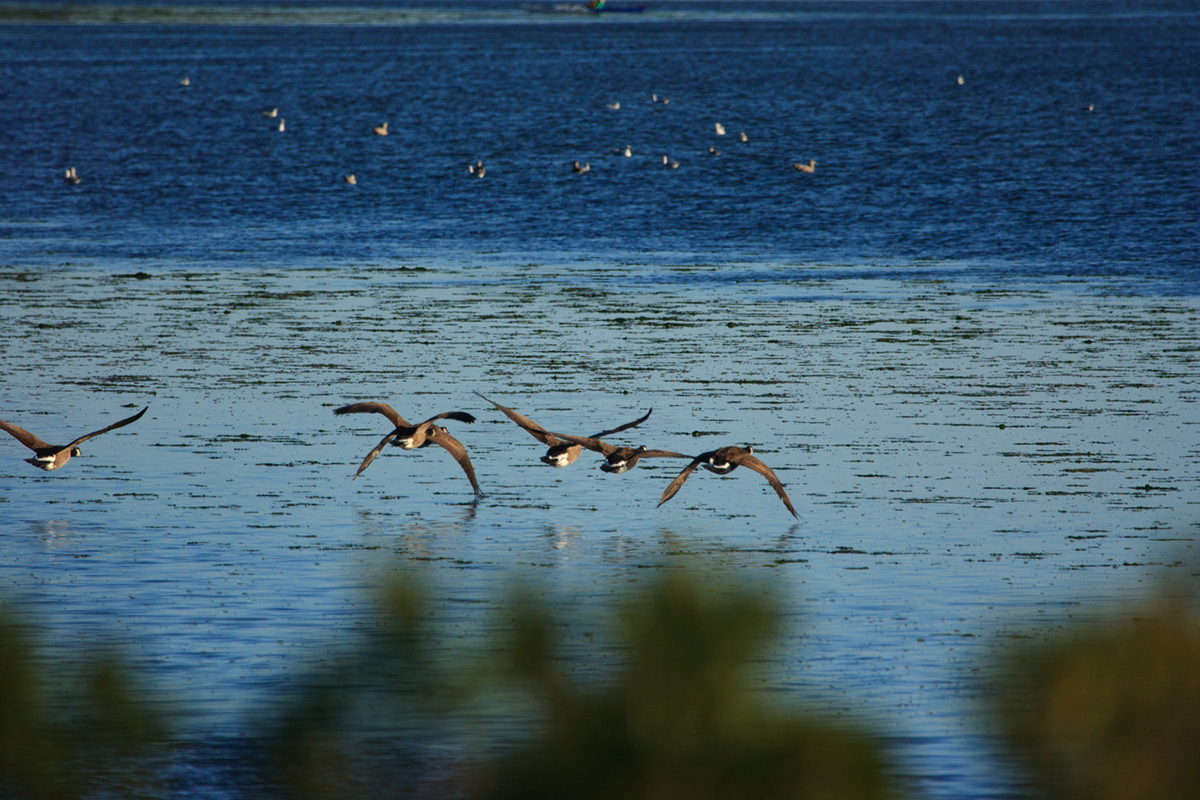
[
  {"left": 263, "top": 107, "right": 278, "bottom": 118},
  {"left": 63, "top": 166, "right": 81, "bottom": 185},
  {"left": 344, "top": 174, "right": 357, "bottom": 185},
  {"left": 572, "top": 160, "right": 591, "bottom": 173},
  {"left": 792, "top": 159, "right": 817, "bottom": 173},
  {"left": 714, "top": 122, "right": 726, "bottom": 136},
  {"left": 606, "top": 101, "right": 620, "bottom": 110},
  {"left": 373, "top": 121, "right": 388, "bottom": 136}
]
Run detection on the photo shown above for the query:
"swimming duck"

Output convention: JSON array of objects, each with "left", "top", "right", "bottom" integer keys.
[
  {"left": 658, "top": 445, "right": 797, "bottom": 517},
  {"left": 792, "top": 159, "right": 817, "bottom": 173},
  {"left": 1, "top": 406, "right": 148, "bottom": 471},
  {"left": 333, "top": 402, "right": 481, "bottom": 494},
  {"left": 373, "top": 122, "right": 388, "bottom": 136},
  {"left": 475, "top": 392, "right": 651, "bottom": 468},
  {"left": 343, "top": 174, "right": 357, "bottom": 185}
]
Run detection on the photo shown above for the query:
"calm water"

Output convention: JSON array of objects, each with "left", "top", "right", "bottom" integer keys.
[{"left": 1, "top": 1, "right": 1199, "bottom": 797}]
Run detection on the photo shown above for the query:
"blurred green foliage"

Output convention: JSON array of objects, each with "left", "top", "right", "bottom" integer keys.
[
  {"left": 5, "top": 575, "right": 1200, "bottom": 800},
  {"left": 0, "top": 610, "right": 165, "bottom": 800},
  {"left": 479, "top": 573, "right": 895, "bottom": 800},
  {"left": 995, "top": 596, "right": 1200, "bottom": 800}
]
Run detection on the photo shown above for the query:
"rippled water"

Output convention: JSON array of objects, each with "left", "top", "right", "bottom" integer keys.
[
  {"left": 2, "top": 1, "right": 1199, "bottom": 797},
  {"left": 2, "top": 263, "right": 1197, "bottom": 796},
  {"left": 3, "top": 0, "right": 1199, "bottom": 279}
]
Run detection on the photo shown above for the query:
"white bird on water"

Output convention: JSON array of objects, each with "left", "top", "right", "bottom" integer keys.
[
  {"left": 714, "top": 122, "right": 726, "bottom": 136},
  {"left": 792, "top": 159, "right": 817, "bottom": 173},
  {"left": 373, "top": 122, "right": 388, "bottom": 136}
]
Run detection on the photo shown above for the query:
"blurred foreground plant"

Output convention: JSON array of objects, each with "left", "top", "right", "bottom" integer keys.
[
  {"left": 478, "top": 572, "right": 896, "bottom": 800},
  {"left": 0, "top": 609, "right": 165, "bottom": 800},
  {"left": 995, "top": 595, "right": 1200, "bottom": 800}
]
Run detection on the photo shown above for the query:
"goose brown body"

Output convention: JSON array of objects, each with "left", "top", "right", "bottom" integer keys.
[
  {"left": 658, "top": 445, "right": 797, "bottom": 517},
  {"left": 333, "top": 402, "right": 481, "bottom": 494},
  {"left": 0, "top": 406, "right": 148, "bottom": 471},
  {"left": 522, "top": 428, "right": 688, "bottom": 474},
  {"left": 475, "top": 392, "right": 651, "bottom": 467}
]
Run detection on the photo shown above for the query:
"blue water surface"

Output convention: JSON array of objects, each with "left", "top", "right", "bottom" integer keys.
[
  {"left": 1, "top": 3, "right": 1199, "bottom": 799},
  {"left": 2, "top": 0, "right": 1198, "bottom": 289}
]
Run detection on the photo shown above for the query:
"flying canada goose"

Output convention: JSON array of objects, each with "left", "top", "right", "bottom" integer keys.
[
  {"left": 513, "top": 425, "right": 687, "bottom": 474},
  {"left": 792, "top": 159, "right": 817, "bottom": 173},
  {"left": 373, "top": 122, "right": 388, "bottom": 136},
  {"left": 475, "top": 392, "right": 652, "bottom": 468},
  {"left": 333, "top": 402, "right": 481, "bottom": 494},
  {"left": 1, "top": 406, "right": 148, "bottom": 472},
  {"left": 658, "top": 445, "right": 797, "bottom": 517}
]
